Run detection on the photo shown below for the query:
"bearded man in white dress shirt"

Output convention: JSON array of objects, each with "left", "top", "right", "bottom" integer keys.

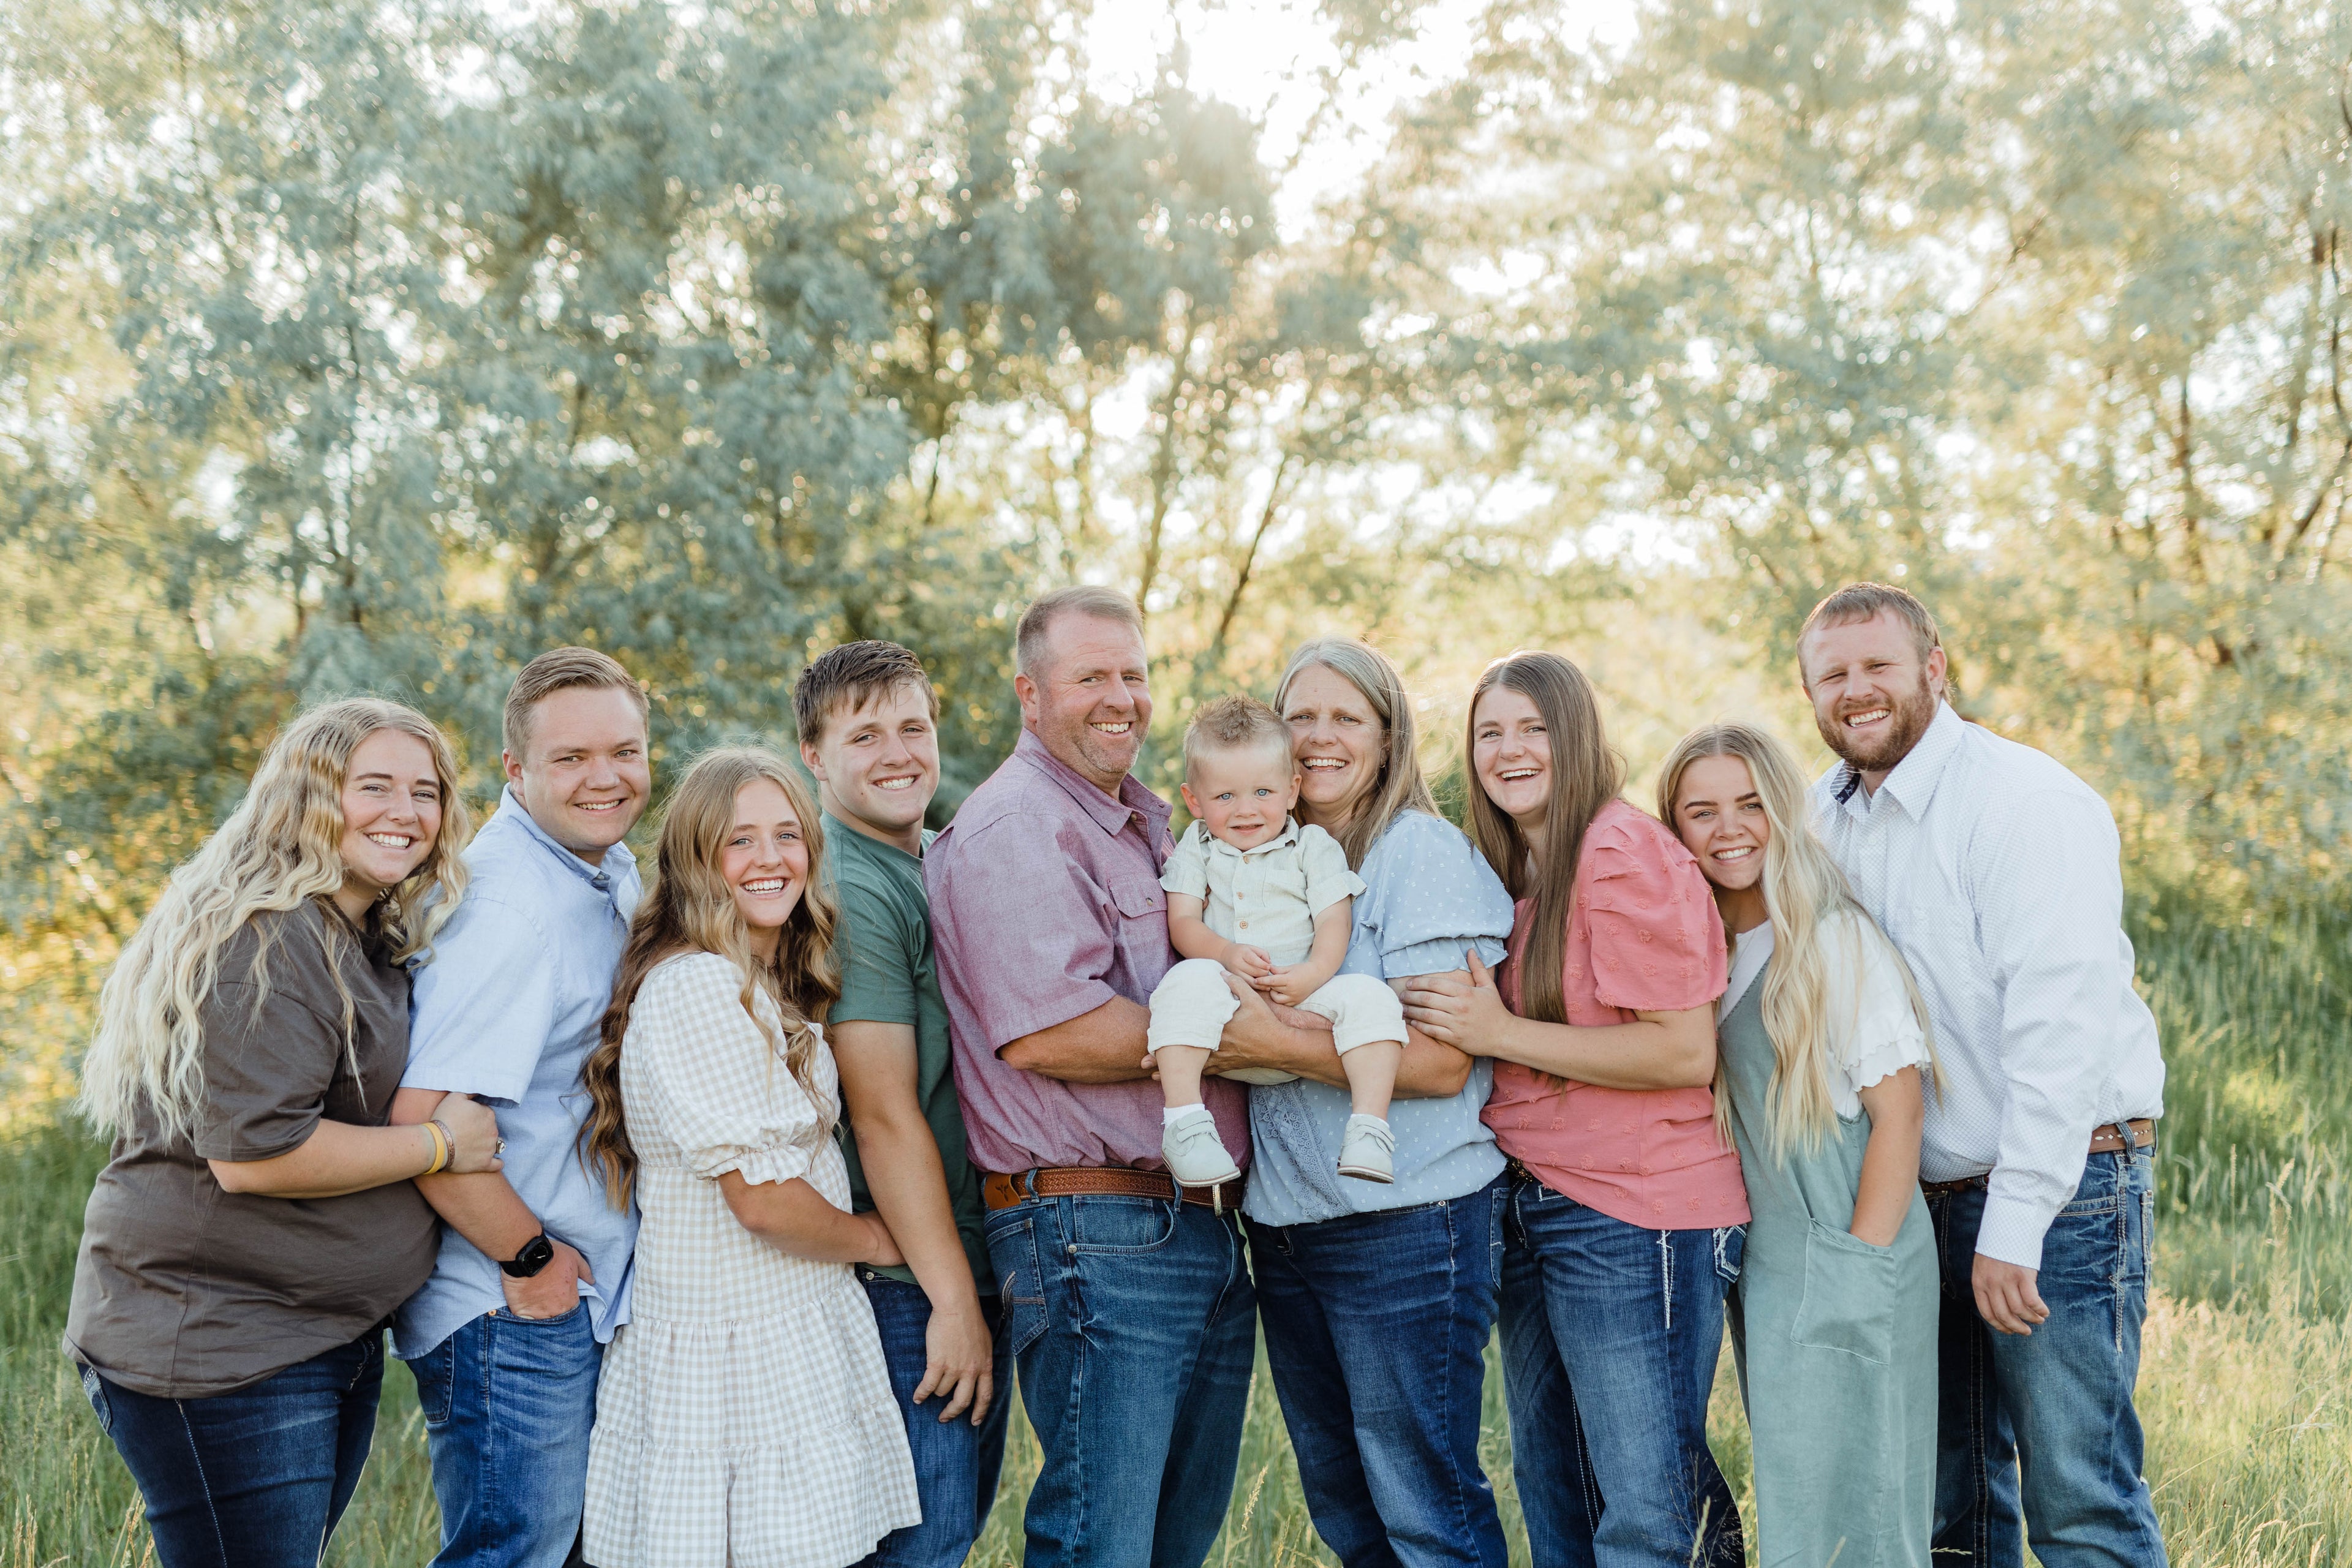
[{"left": 1798, "top": 582, "right": 2167, "bottom": 1568}]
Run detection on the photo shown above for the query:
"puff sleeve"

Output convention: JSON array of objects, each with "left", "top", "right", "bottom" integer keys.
[
  {"left": 1581, "top": 810, "right": 1727, "bottom": 1014},
  {"left": 633, "top": 954, "right": 827, "bottom": 1187},
  {"left": 1822, "top": 911, "right": 1932, "bottom": 1098},
  {"left": 1355, "top": 811, "right": 1515, "bottom": 979}
]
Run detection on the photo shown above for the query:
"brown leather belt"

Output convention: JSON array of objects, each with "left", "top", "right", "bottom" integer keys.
[
  {"left": 1920, "top": 1120, "right": 2155, "bottom": 1200},
  {"left": 2089, "top": 1118, "right": 2157, "bottom": 1154},
  {"left": 983, "top": 1166, "right": 1246, "bottom": 1214}
]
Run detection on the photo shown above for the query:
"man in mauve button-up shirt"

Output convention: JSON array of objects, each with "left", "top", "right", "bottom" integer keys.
[
  {"left": 927, "top": 735, "right": 1250, "bottom": 1170},
  {"left": 925, "top": 586, "right": 1254, "bottom": 1568}
]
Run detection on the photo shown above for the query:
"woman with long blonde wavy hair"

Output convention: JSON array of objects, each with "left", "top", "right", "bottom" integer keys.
[
  {"left": 579, "top": 747, "right": 918, "bottom": 1567},
  {"left": 66, "top": 696, "right": 505, "bottom": 1568},
  {"left": 1659, "top": 720, "right": 1939, "bottom": 1568}
]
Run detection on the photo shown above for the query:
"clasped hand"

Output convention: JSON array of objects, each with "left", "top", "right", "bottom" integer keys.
[
  {"left": 1399, "top": 951, "right": 1512, "bottom": 1054},
  {"left": 1220, "top": 943, "right": 1325, "bottom": 1009}
]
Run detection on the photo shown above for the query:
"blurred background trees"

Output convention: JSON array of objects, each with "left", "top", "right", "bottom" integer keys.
[{"left": 7, "top": 0, "right": 2352, "bottom": 1057}]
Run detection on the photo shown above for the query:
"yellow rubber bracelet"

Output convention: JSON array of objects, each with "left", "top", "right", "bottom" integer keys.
[{"left": 423, "top": 1118, "right": 451, "bottom": 1175}]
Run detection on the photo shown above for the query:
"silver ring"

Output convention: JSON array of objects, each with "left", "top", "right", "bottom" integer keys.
[{"left": 495, "top": 1139, "right": 507, "bottom": 1157}]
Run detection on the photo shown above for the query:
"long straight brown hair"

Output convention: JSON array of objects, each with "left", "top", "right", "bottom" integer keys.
[
  {"left": 1462, "top": 651, "right": 1623, "bottom": 1025},
  {"left": 578, "top": 747, "right": 840, "bottom": 1208}
]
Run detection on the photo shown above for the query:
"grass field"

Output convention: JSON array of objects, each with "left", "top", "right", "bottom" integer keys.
[{"left": 6, "top": 893, "right": 2352, "bottom": 1566}]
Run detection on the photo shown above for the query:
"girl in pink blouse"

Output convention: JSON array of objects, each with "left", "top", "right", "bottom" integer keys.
[{"left": 1405, "top": 650, "right": 1747, "bottom": 1568}]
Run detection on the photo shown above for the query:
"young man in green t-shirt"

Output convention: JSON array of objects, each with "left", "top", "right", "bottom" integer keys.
[{"left": 794, "top": 640, "right": 1007, "bottom": 1568}]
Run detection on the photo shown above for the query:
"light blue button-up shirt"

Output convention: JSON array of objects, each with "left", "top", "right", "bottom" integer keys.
[
  {"left": 1243, "top": 809, "right": 1516, "bottom": 1227},
  {"left": 391, "top": 788, "right": 643, "bottom": 1360}
]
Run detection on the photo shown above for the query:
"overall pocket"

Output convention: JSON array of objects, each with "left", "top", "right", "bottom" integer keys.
[{"left": 1792, "top": 1219, "right": 1898, "bottom": 1364}]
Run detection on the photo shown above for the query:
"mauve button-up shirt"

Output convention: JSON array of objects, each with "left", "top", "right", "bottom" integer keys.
[{"left": 927, "top": 729, "right": 1251, "bottom": 1174}]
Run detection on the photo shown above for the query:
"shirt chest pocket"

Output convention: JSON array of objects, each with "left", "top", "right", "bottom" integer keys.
[
  {"left": 1106, "top": 873, "right": 1168, "bottom": 965},
  {"left": 1107, "top": 873, "right": 1165, "bottom": 920}
]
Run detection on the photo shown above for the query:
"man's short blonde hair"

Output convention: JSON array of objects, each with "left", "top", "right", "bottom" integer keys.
[
  {"left": 1015, "top": 586, "right": 1147, "bottom": 677},
  {"left": 1182, "top": 695, "right": 1292, "bottom": 775},
  {"left": 1796, "top": 581, "right": 1942, "bottom": 682},
  {"left": 503, "top": 646, "right": 649, "bottom": 758}
]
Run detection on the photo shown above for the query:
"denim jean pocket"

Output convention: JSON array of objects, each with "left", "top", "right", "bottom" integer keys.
[
  {"left": 986, "top": 1216, "right": 1050, "bottom": 1358},
  {"left": 408, "top": 1341, "right": 456, "bottom": 1428},
  {"left": 78, "top": 1364, "right": 112, "bottom": 1434},
  {"left": 1713, "top": 1223, "right": 1747, "bottom": 1285},
  {"left": 1488, "top": 1187, "right": 1507, "bottom": 1295},
  {"left": 1070, "top": 1197, "right": 1178, "bottom": 1255},
  {"left": 1792, "top": 1219, "right": 1896, "bottom": 1364}
]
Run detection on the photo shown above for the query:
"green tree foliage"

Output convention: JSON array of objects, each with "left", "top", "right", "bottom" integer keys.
[
  {"left": 10, "top": 0, "right": 2352, "bottom": 1049},
  {"left": 1387, "top": 0, "right": 2352, "bottom": 886}
]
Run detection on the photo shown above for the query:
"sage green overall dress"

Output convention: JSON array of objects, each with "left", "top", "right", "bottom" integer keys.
[{"left": 1718, "top": 959, "right": 1937, "bottom": 1567}]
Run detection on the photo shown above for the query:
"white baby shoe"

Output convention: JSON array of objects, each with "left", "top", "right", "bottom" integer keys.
[
  {"left": 1337, "top": 1114, "right": 1395, "bottom": 1183},
  {"left": 1163, "top": 1106, "right": 1242, "bottom": 1188}
]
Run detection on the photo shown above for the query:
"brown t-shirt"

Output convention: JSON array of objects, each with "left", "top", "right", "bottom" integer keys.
[{"left": 64, "top": 899, "right": 439, "bottom": 1398}]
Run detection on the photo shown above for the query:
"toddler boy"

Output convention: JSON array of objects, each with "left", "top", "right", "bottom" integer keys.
[{"left": 1150, "top": 696, "right": 1406, "bottom": 1186}]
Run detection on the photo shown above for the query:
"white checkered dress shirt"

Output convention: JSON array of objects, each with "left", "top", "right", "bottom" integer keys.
[{"left": 1812, "top": 702, "right": 2165, "bottom": 1270}]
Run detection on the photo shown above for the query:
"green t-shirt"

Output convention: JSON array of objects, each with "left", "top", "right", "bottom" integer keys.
[{"left": 824, "top": 815, "right": 992, "bottom": 1295}]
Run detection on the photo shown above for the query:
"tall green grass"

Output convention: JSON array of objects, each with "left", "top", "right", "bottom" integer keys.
[{"left": 7, "top": 900, "right": 2352, "bottom": 1566}]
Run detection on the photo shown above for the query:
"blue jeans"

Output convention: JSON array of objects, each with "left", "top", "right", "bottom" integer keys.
[
  {"left": 80, "top": 1333, "right": 384, "bottom": 1568},
  {"left": 1248, "top": 1177, "right": 1509, "bottom": 1568},
  {"left": 984, "top": 1189, "right": 1256, "bottom": 1568},
  {"left": 1498, "top": 1175, "right": 1745, "bottom": 1568},
  {"left": 1929, "top": 1146, "right": 2167, "bottom": 1568},
  {"left": 854, "top": 1275, "right": 1016, "bottom": 1568},
  {"left": 405, "top": 1303, "right": 601, "bottom": 1568}
]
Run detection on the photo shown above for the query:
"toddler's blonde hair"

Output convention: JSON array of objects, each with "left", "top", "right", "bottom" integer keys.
[{"left": 1182, "top": 695, "right": 1292, "bottom": 777}]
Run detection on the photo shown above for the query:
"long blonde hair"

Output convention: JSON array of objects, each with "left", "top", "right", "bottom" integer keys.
[
  {"left": 1656, "top": 722, "right": 1935, "bottom": 1157},
  {"left": 80, "top": 698, "right": 472, "bottom": 1139},
  {"left": 579, "top": 747, "right": 840, "bottom": 1208},
  {"left": 1461, "top": 652, "right": 1624, "bottom": 1028},
  {"left": 1273, "top": 638, "right": 1439, "bottom": 870}
]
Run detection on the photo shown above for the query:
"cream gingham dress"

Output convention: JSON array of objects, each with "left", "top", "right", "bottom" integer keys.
[{"left": 583, "top": 952, "right": 919, "bottom": 1567}]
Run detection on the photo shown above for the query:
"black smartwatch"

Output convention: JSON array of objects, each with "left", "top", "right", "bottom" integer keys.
[{"left": 500, "top": 1233, "right": 556, "bottom": 1279}]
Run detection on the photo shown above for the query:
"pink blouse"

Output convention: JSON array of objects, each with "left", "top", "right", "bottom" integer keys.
[{"left": 1480, "top": 798, "right": 1748, "bottom": 1229}]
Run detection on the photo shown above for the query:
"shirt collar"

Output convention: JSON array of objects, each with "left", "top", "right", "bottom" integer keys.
[
  {"left": 821, "top": 811, "right": 926, "bottom": 865},
  {"left": 496, "top": 785, "right": 636, "bottom": 892},
  {"left": 1193, "top": 815, "right": 1302, "bottom": 859},
  {"left": 1834, "top": 701, "right": 1965, "bottom": 820},
  {"left": 1014, "top": 729, "right": 1169, "bottom": 839}
]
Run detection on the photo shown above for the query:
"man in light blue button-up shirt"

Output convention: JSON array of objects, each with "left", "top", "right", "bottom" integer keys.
[{"left": 390, "top": 649, "right": 651, "bottom": 1568}]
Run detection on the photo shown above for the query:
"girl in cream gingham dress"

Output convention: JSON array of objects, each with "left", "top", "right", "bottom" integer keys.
[{"left": 584, "top": 951, "right": 918, "bottom": 1567}]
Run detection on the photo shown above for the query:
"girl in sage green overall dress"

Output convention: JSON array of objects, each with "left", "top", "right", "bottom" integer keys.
[{"left": 1659, "top": 723, "right": 1939, "bottom": 1568}]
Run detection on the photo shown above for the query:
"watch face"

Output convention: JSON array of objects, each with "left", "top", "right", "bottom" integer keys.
[{"left": 505, "top": 1235, "right": 556, "bottom": 1277}]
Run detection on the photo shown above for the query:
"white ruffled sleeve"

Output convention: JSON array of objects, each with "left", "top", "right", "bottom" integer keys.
[
  {"left": 635, "top": 953, "right": 825, "bottom": 1186},
  {"left": 1823, "top": 912, "right": 1931, "bottom": 1099}
]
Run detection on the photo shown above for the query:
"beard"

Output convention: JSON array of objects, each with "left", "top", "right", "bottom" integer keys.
[{"left": 1816, "top": 672, "right": 1939, "bottom": 776}]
